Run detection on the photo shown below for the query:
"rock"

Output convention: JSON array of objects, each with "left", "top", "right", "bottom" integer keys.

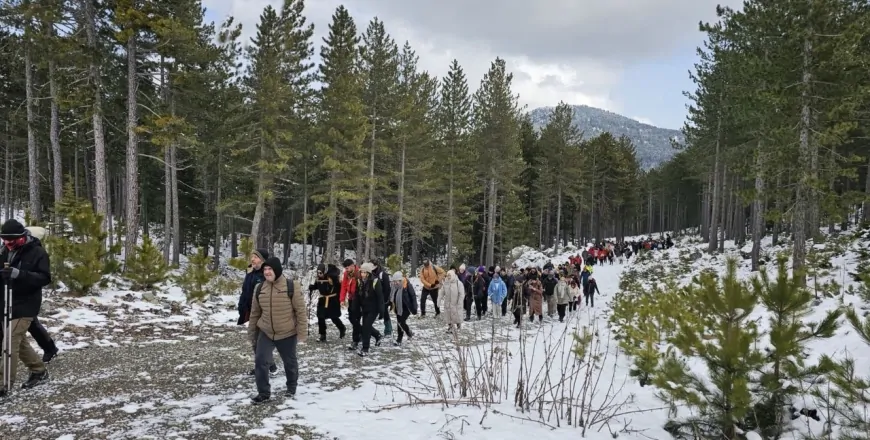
[
  {"left": 812, "top": 298, "right": 822, "bottom": 307},
  {"left": 689, "top": 252, "right": 702, "bottom": 262},
  {"left": 170, "top": 302, "right": 184, "bottom": 315},
  {"left": 142, "top": 292, "right": 157, "bottom": 303}
]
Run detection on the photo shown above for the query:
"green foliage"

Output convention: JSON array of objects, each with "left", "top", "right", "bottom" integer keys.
[
  {"left": 45, "top": 186, "right": 118, "bottom": 296},
  {"left": 385, "top": 254, "right": 402, "bottom": 274},
  {"left": 124, "top": 235, "right": 169, "bottom": 290},
  {"left": 229, "top": 237, "right": 254, "bottom": 272},
  {"left": 175, "top": 247, "right": 215, "bottom": 302}
]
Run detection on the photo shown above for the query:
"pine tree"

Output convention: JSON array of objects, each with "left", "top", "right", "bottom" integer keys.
[
  {"left": 176, "top": 247, "right": 214, "bottom": 301},
  {"left": 125, "top": 235, "right": 170, "bottom": 290},
  {"left": 313, "top": 5, "right": 367, "bottom": 264},
  {"left": 655, "top": 258, "right": 764, "bottom": 438},
  {"left": 538, "top": 102, "right": 583, "bottom": 252}
]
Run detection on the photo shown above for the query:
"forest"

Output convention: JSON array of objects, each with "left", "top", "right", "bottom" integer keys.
[{"left": 1, "top": 0, "right": 868, "bottom": 280}]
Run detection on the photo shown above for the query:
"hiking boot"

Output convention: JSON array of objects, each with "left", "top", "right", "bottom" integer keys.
[
  {"left": 22, "top": 370, "right": 49, "bottom": 389},
  {"left": 286, "top": 391, "right": 296, "bottom": 400},
  {"left": 318, "top": 335, "right": 326, "bottom": 343},
  {"left": 374, "top": 334, "right": 382, "bottom": 347},
  {"left": 251, "top": 394, "right": 270, "bottom": 404},
  {"left": 42, "top": 348, "right": 59, "bottom": 363},
  {"left": 357, "top": 348, "right": 368, "bottom": 357},
  {"left": 269, "top": 364, "right": 278, "bottom": 375},
  {"left": 347, "top": 342, "right": 359, "bottom": 351},
  {"left": 339, "top": 327, "right": 346, "bottom": 339}
]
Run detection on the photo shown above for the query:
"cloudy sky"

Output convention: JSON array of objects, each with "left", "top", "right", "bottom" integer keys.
[{"left": 202, "top": 0, "right": 742, "bottom": 130}]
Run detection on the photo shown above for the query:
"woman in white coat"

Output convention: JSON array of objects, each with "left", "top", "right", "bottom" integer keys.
[{"left": 441, "top": 269, "right": 465, "bottom": 333}]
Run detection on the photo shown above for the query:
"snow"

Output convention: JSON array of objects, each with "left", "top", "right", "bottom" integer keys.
[{"left": 3, "top": 229, "right": 869, "bottom": 439}]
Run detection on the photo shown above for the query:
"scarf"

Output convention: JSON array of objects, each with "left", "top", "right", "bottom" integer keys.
[{"left": 391, "top": 282, "right": 404, "bottom": 314}]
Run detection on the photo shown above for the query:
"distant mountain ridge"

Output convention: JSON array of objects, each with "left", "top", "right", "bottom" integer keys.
[{"left": 527, "top": 105, "right": 683, "bottom": 169}]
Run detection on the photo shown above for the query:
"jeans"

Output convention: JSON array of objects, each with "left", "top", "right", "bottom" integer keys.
[
  {"left": 585, "top": 292, "right": 594, "bottom": 307},
  {"left": 254, "top": 332, "right": 298, "bottom": 396},
  {"left": 395, "top": 312, "right": 412, "bottom": 343}
]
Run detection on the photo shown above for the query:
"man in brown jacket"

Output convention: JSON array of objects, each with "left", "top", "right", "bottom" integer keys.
[
  {"left": 248, "top": 257, "right": 308, "bottom": 404},
  {"left": 419, "top": 260, "right": 444, "bottom": 317}
]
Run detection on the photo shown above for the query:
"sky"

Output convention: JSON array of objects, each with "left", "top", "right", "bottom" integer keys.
[{"left": 201, "top": 0, "right": 743, "bottom": 130}]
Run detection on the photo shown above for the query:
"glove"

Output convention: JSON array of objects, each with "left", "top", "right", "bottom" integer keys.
[{"left": 0, "top": 267, "right": 18, "bottom": 281}]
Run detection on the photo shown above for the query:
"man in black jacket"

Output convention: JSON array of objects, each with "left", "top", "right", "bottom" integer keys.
[
  {"left": 20, "top": 226, "right": 58, "bottom": 363},
  {"left": 0, "top": 219, "right": 51, "bottom": 396},
  {"left": 308, "top": 263, "right": 346, "bottom": 342}
]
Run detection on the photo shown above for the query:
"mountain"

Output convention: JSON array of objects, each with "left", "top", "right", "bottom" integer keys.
[{"left": 527, "top": 105, "right": 684, "bottom": 169}]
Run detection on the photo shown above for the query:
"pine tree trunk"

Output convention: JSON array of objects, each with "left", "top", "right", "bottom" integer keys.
[
  {"left": 793, "top": 32, "right": 813, "bottom": 284},
  {"left": 48, "top": 57, "right": 62, "bottom": 213},
  {"left": 863, "top": 155, "right": 870, "bottom": 223},
  {"left": 251, "top": 157, "right": 266, "bottom": 251},
  {"left": 4, "top": 125, "right": 10, "bottom": 217},
  {"left": 479, "top": 188, "right": 487, "bottom": 262},
  {"left": 24, "top": 43, "right": 41, "bottom": 222},
  {"left": 554, "top": 186, "right": 562, "bottom": 254},
  {"left": 365, "top": 115, "right": 377, "bottom": 261},
  {"left": 394, "top": 144, "right": 405, "bottom": 257},
  {"left": 163, "top": 140, "right": 172, "bottom": 262},
  {"left": 355, "top": 212, "right": 364, "bottom": 263},
  {"left": 751, "top": 148, "right": 765, "bottom": 271},
  {"left": 708, "top": 102, "right": 723, "bottom": 253},
  {"left": 302, "top": 162, "right": 309, "bottom": 266},
  {"left": 718, "top": 165, "right": 727, "bottom": 253},
  {"left": 325, "top": 175, "right": 338, "bottom": 265},
  {"left": 124, "top": 32, "right": 139, "bottom": 262},
  {"left": 213, "top": 150, "right": 222, "bottom": 269},
  {"left": 170, "top": 142, "right": 180, "bottom": 264},
  {"left": 485, "top": 176, "right": 497, "bottom": 266},
  {"left": 446, "top": 160, "right": 455, "bottom": 262}
]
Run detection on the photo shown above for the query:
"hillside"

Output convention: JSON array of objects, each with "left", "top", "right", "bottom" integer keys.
[{"left": 528, "top": 105, "right": 684, "bottom": 169}]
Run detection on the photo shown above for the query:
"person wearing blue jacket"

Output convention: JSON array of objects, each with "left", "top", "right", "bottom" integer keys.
[{"left": 488, "top": 267, "right": 508, "bottom": 314}]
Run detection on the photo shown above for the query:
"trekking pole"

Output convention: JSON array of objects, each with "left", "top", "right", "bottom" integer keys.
[{"left": 2, "top": 262, "right": 11, "bottom": 391}]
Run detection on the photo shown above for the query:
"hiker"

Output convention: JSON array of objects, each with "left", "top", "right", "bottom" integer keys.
[
  {"left": 247, "top": 257, "right": 307, "bottom": 403},
  {"left": 488, "top": 267, "right": 508, "bottom": 317},
  {"left": 355, "top": 263, "right": 383, "bottom": 356},
  {"left": 554, "top": 273, "right": 572, "bottom": 322},
  {"left": 499, "top": 267, "right": 514, "bottom": 317},
  {"left": 510, "top": 273, "right": 528, "bottom": 328},
  {"left": 457, "top": 264, "right": 474, "bottom": 321},
  {"left": 568, "top": 277, "right": 582, "bottom": 312},
  {"left": 472, "top": 266, "right": 488, "bottom": 319},
  {"left": 389, "top": 271, "right": 417, "bottom": 345},
  {"left": 339, "top": 259, "right": 358, "bottom": 305},
  {"left": 526, "top": 269, "right": 544, "bottom": 323},
  {"left": 237, "top": 248, "right": 277, "bottom": 375},
  {"left": 584, "top": 277, "right": 600, "bottom": 307},
  {"left": 372, "top": 259, "right": 393, "bottom": 337},
  {"left": 308, "top": 263, "right": 346, "bottom": 342},
  {"left": 19, "top": 226, "right": 58, "bottom": 363},
  {"left": 0, "top": 219, "right": 52, "bottom": 397},
  {"left": 442, "top": 269, "right": 465, "bottom": 333},
  {"left": 542, "top": 271, "right": 558, "bottom": 318},
  {"left": 419, "top": 260, "right": 444, "bottom": 317}
]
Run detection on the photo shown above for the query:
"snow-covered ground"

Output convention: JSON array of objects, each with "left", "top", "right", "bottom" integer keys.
[{"left": 2, "top": 228, "right": 868, "bottom": 439}]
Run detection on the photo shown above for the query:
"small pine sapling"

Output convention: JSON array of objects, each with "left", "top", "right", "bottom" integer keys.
[
  {"left": 125, "top": 235, "right": 169, "bottom": 290},
  {"left": 386, "top": 254, "right": 402, "bottom": 273},
  {"left": 176, "top": 247, "right": 215, "bottom": 301},
  {"left": 229, "top": 237, "right": 254, "bottom": 272}
]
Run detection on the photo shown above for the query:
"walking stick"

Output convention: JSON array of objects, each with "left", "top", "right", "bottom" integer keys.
[{"left": 2, "top": 262, "right": 12, "bottom": 391}]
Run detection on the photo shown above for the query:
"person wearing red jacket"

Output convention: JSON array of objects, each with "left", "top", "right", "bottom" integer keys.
[{"left": 340, "top": 259, "right": 358, "bottom": 304}]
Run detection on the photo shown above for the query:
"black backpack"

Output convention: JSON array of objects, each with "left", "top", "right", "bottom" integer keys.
[{"left": 254, "top": 278, "right": 295, "bottom": 303}]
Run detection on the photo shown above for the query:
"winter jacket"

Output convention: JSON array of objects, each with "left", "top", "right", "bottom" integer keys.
[
  {"left": 248, "top": 275, "right": 308, "bottom": 343},
  {"left": 353, "top": 276, "right": 384, "bottom": 316},
  {"left": 309, "top": 264, "right": 342, "bottom": 318},
  {"left": 441, "top": 270, "right": 464, "bottom": 325},
  {"left": 391, "top": 278, "right": 419, "bottom": 316},
  {"left": 0, "top": 236, "right": 51, "bottom": 320},
  {"left": 340, "top": 265, "right": 359, "bottom": 303},
  {"left": 488, "top": 275, "right": 507, "bottom": 305},
  {"left": 373, "top": 267, "right": 392, "bottom": 306},
  {"left": 542, "top": 276, "right": 557, "bottom": 297},
  {"left": 584, "top": 279, "right": 600, "bottom": 296},
  {"left": 420, "top": 265, "right": 445, "bottom": 290},
  {"left": 569, "top": 285, "right": 582, "bottom": 304},
  {"left": 554, "top": 280, "right": 572, "bottom": 305},
  {"left": 473, "top": 273, "right": 488, "bottom": 300},
  {"left": 238, "top": 265, "right": 266, "bottom": 324},
  {"left": 510, "top": 278, "right": 527, "bottom": 311},
  {"left": 527, "top": 278, "right": 544, "bottom": 316}
]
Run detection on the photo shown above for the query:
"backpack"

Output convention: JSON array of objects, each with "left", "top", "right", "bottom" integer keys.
[{"left": 254, "top": 278, "right": 295, "bottom": 303}]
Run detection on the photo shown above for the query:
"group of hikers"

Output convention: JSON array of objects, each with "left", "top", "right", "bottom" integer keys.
[
  {"left": 235, "top": 248, "right": 613, "bottom": 404},
  {"left": 581, "top": 234, "right": 674, "bottom": 266}
]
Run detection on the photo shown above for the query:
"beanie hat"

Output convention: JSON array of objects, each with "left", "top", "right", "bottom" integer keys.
[
  {"left": 495, "top": 265, "right": 501, "bottom": 273},
  {"left": 317, "top": 263, "right": 326, "bottom": 273},
  {"left": 0, "top": 219, "right": 27, "bottom": 239},
  {"left": 262, "top": 257, "right": 283, "bottom": 279},
  {"left": 342, "top": 258, "right": 354, "bottom": 268},
  {"left": 391, "top": 271, "right": 403, "bottom": 281},
  {"left": 251, "top": 248, "right": 269, "bottom": 262},
  {"left": 477, "top": 266, "right": 486, "bottom": 273},
  {"left": 360, "top": 262, "right": 375, "bottom": 273},
  {"left": 459, "top": 264, "right": 466, "bottom": 273}
]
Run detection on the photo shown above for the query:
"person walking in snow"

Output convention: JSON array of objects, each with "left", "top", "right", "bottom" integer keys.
[
  {"left": 568, "top": 277, "right": 581, "bottom": 312},
  {"left": 238, "top": 248, "right": 277, "bottom": 375},
  {"left": 542, "top": 272, "right": 558, "bottom": 318},
  {"left": 510, "top": 273, "right": 528, "bottom": 328},
  {"left": 372, "top": 259, "right": 393, "bottom": 336},
  {"left": 247, "top": 257, "right": 307, "bottom": 404},
  {"left": 441, "top": 269, "right": 465, "bottom": 333},
  {"left": 488, "top": 268, "right": 508, "bottom": 317},
  {"left": 354, "top": 263, "right": 383, "bottom": 356},
  {"left": 20, "top": 226, "right": 58, "bottom": 363},
  {"left": 389, "top": 271, "right": 417, "bottom": 345},
  {"left": 554, "top": 274, "right": 572, "bottom": 322},
  {"left": 472, "top": 266, "right": 488, "bottom": 319},
  {"left": 419, "top": 260, "right": 444, "bottom": 317},
  {"left": 584, "top": 277, "right": 600, "bottom": 308},
  {"left": 499, "top": 267, "right": 514, "bottom": 317},
  {"left": 526, "top": 269, "right": 544, "bottom": 323},
  {"left": 0, "top": 219, "right": 51, "bottom": 396},
  {"left": 308, "top": 263, "right": 346, "bottom": 343},
  {"left": 457, "top": 264, "right": 473, "bottom": 321},
  {"left": 339, "top": 259, "right": 358, "bottom": 306}
]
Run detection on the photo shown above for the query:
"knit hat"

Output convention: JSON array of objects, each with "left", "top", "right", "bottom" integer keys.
[
  {"left": 0, "top": 219, "right": 27, "bottom": 239},
  {"left": 423, "top": 259, "right": 431, "bottom": 266},
  {"left": 477, "top": 266, "right": 486, "bottom": 273},
  {"left": 360, "top": 262, "right": 375, "bottom": 273},
  {"left": 262, "top": 257, "right": 283, "bottom": 279},
  {"left": 251, "top": 248, "right": 269, "bottom": 262},
  {"left": 495, "top": 265, "right": 501, "bottom": 273},
  {"left": 459, "top": 264, "right": 466, "bottom": 273},
  {"left": 317, "top": 264, "right": 326, "bottom": 273},
  {"left": 342, "top": 258, "right": 354, "bottom": 268},
  {"left": 391, "top": 271, "right": 403, "bottom": 281}
]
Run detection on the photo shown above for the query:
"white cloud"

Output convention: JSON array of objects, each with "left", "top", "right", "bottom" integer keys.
[{"left": 203, "top": 0, "right": 743, "bottom": 118}]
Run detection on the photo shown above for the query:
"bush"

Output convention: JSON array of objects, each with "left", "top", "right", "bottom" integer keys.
[
  {"left": 386, "top": 254, "right": 402, "bottom": 274},
  {"left": 176, "top": 247, "right": 214, "bottom": 301},
  {"left": 45, "top": 186, "right": 118, "bottom": 296},
  {"left": 125, "top": 235, "right": 169, "bottom": 290},
  {"left": 229, "top": 237, "right": 253, "bottom": 272}
]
